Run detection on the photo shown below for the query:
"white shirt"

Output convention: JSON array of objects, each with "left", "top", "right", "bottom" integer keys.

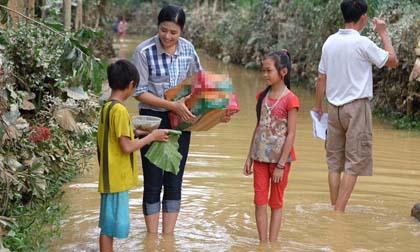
[{"left": 319, "top": 29, "right": 389, "bottom": 106}]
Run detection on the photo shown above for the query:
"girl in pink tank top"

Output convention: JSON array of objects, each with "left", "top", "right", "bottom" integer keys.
[{"left": 243, "top": 50, "right": 300, "bottom": 243}]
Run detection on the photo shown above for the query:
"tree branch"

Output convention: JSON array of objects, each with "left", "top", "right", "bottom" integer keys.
[{"left": 0, "top": 4, "right": 65, "bottom": 38}]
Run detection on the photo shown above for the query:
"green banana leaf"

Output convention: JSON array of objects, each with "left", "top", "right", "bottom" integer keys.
[{"left": 145, "top": 130, "right": 183, "bottom": 175}]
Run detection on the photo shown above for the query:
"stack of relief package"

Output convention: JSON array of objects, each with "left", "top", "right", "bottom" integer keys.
[{"left": 165, "top": 71, "right": 240, "bottom": 131}]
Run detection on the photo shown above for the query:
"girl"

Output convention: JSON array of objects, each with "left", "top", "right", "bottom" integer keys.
[{"left": 244, "top": 50, "right": 299, "bottom": 243}]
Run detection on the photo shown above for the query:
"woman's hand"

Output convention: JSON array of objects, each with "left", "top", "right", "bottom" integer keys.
[
  {"left": 149, "top": 129, "right": 169, "bottom": 142},
  {"left": 172, "top": 95, "right": 196, "bottom": 122},
  {"left": 272, "top": 168, "right": 284, "bottom": 183},
  {"left": 243, "top": 157, "right": 253, "bottom": 176},
  {"left": 221, "top": 109, "right": 237, "bottom": 123}
]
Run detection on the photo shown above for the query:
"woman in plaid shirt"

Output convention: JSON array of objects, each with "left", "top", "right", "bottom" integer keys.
[{"left": 132, "top": 4, "right": 202, "bottom": 235}]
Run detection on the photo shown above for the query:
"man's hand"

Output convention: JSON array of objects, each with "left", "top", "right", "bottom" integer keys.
[
  {"left": 312, "top": 106, "right": 324, "bottom": 121},
  {"left": 373, "top": 18, "right": 387, "bottom": 35}
]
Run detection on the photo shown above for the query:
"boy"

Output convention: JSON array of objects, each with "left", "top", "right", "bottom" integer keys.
[
  {"left": 97, "top": 59, "right": 168, "bottom": 251},
  {"left": 313, "top": 0, "right": 398, "bottom": 212}
]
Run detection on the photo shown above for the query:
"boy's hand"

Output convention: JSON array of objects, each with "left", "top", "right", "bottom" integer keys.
[
  {"left": 373, "top": 18, "right": 387, "bottom": 35},
  {"left": 272, "top": 168, "right": 284, "bottom": 184},
  {"left": 134, "top": 128, "right": 148, "bottom": 137},
  {"left": 243, "top": 157, "right": 253, "bottom": 176},
  {"left": 150, "top": 129, "right": 169, "bottom": 142}
]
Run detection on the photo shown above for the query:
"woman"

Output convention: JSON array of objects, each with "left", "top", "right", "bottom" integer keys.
[{"left": 132, "top": 5, "right": 203, "bottom": 235}]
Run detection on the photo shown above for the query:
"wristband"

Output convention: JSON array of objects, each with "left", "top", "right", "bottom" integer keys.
[{"left": 276, "top": 163, "right": 285, "bottom": 170}]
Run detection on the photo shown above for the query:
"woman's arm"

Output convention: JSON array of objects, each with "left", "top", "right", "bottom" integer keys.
[
  {"left": 135, "top": 93, "right": 195, "bottom": 122},
  {"left": 132, "top": 46, "right": 195, "bottom": 121}
]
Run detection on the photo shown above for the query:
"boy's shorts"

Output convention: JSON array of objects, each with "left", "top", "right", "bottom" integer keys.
[
  {"left": 99, "top": 191, "right": 130, "bottom": 239},
  {"left": 326, "top": 98, "right": 373, "bottom": 176},
  {"left": 253, "top": 161, "right": 291, "bottom": 209}
]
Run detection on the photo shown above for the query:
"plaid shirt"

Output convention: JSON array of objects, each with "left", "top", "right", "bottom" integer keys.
[{"left": 132, "top": 35, "right": 202, "bottom": 111}]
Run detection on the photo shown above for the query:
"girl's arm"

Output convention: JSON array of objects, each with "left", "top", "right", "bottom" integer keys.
[
  {"left": 118, "top": 129, "right": 168, "bottom": 154},
  {"left": 272, "top": 108, "right": 297, "bottom": 183},
  {"left": 244, "top": 124, "right": 258, "bottom": 176},
  {"left": 278, "top": 108, "right": 298, "bottom": 166}
]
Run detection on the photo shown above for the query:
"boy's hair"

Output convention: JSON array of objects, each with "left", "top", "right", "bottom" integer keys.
[
  {"left": 158, "top": 5, "right": 186, "bottom": 31},
  {"left": 256, "top": 50, "right": 292, "bottom": 122},
  {"left": 107, "top": 59, "right": 139, "bottom": 90},
  {"left": 340, "top": 0, "right": 368, "bottom": 23}
]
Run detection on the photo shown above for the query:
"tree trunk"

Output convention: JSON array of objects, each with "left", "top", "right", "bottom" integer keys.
[
  {"left": 152, "top": 0, "right": 157, "bottom": 23},
  {"left": 27, "top": 0, "right": 35, "bottom": 17},
  {"left": 7, "top": 0, "right": 25, "bottom": 26},
  {"left": 97, "top": 0, "right": 107, "bottom": 28},
  {"left": 63, "top": 0, "right": 72, "bottom": 31},
  {"left": 204, "top": 0, "right": 208, "bottom": 16},
  {"left": 40, "top": 0, "right": 46, "bottom": 19},
  {"left": 196, "top": 0, "right": 200, "bottom": 10},
  {"left": 75, "top": 0, "right": 83, "bottom": 31},
  {"left": 212, "top": 0, "right": 218, "bottom": 15}
]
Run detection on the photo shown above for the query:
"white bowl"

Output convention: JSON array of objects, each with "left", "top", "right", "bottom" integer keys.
[{"left": 132, "top": 115, "right": 162, "bottom": 131}]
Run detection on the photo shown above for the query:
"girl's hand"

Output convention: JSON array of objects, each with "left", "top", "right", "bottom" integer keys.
[
  {"left": 172, "top": 95, "right": 196, "bottom": 122},
  {"left": 243, "top": 157, "right": 253, "bottom": 176},
  {"left": 150, "top": 129, "right": 169, "bottom": 142},
  {"left": 272, "top": 168, "right": 284, "bottom": 183}
]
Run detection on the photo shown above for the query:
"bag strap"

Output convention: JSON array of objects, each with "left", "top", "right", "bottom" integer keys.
[{"left": 97, "top": 100, "right": 135, "bottom": 192}]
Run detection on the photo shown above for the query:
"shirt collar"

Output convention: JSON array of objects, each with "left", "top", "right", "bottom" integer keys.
[
  {"left": 338, "top": 29, "right": 360, "bottom": 35},
  {"left": 153, "top": 35, "right": 180, "bottom": 56}
]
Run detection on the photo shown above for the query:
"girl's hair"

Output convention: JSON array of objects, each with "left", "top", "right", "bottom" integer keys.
[
  {"left": 256, "top": 50, "right": 292, "bottom": 122},
  {"left": 158, "top": 5, "right": 186, "bottom": 31}
]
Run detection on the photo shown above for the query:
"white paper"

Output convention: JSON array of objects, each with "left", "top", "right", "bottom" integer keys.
[{"left": 310, "top": 111, "right": 328, "bottom": 140}]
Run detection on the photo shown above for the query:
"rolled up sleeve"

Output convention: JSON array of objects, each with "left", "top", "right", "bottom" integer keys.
[
  {"left": 187, "top": 46, "right": 202, "bottom": 77},
  {"left": 318, "top": 46, "right": 327, "bottom": 74},
  {"left": 132, "top": 49, "right": 149, "bottom": 97}
]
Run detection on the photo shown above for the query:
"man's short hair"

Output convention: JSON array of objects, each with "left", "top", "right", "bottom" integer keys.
[
  {"left": 107, "top": 59, "right": 139, "bottom": 90},
  {"left": 340, "top": 0, "right": 368, "bottom": 23}
]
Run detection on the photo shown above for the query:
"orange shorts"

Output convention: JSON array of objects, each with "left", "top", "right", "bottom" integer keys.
[{"left": 253, "top": 161, "right": 291, "bottom": 209}]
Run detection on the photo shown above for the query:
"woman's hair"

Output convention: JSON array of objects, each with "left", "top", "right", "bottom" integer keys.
[
  {"left": 158, "top": 5, "right": 186, "bottom": 30},
  {"left": 256, "top": 50, "right": 292, "bottom": 122}
]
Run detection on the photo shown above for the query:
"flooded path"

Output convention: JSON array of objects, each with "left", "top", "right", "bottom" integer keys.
[{"left": 53, "top": 36, "right": 420, "bottom": 251}]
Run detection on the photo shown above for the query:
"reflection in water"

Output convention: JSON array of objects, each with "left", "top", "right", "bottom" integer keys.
[{"left": 53, "top": 36, "right": 420, "bottom": 251}]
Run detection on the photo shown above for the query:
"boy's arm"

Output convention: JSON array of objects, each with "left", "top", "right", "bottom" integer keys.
[
  {"left": 118, "top": 129, "right": 168, "bottom": 154},
  {"left": 313, "top": 73, "right": 327, "bottom": 117},
  {"left": 373, "top": 18, "right": 399, "bottom": 68}
]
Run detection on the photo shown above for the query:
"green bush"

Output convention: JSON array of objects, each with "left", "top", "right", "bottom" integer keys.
[
  {"left": 0, "top": 22, "right": 101, "bottom": 251},
  {"left": 184, "top": 0, "right": 420, "bottom": 128}
]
